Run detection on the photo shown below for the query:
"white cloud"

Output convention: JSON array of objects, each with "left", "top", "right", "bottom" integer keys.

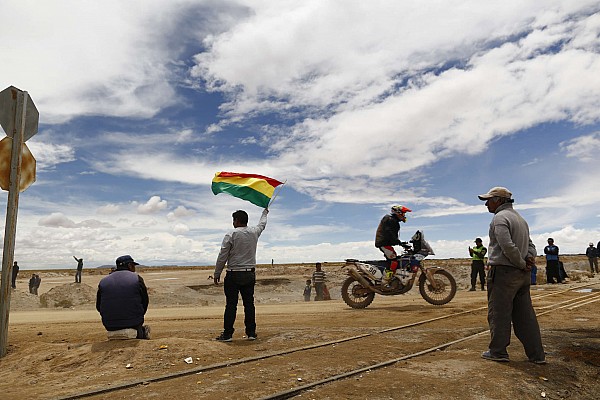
[
  {"left": 97, "top": 204, "right": 121, "bottom": 215},
  {"left": 173, "top": 223, "right": 190, "bottom": 234},
  {"left": 560, "top": 131, "right": 600, "bottom": 161},
  {"left": 167, "top": 205, "right": 196, "bottom": 221},
  {"left": 37, "top": 212, "right": 113, "bottom": 228},
  {"left": 136, "top": 196, "right": 168, "bottom": 214},
  {"left": 38, "top": 213, "right": 77, "bottom": 228},
  {"left": 26, "top": 141, "right": 75, "bottom": 170},
  {"left": 188, "top": 1, "right": 600, "bottom": 202}
]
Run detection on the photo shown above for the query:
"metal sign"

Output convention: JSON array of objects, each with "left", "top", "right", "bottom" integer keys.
[
  {"left": 0, "top": 137, "right": 36, "bottom": 191},
  {"left": 0, "top": 86, "right": 39, "bottom": 142},
  {"left": 0, "top": 87, "right": 39, "bottom": 357}
]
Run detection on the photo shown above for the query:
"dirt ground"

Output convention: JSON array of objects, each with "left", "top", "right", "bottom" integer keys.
[{"left": 1, "top": 256, "right": 599, "bottom": 399}]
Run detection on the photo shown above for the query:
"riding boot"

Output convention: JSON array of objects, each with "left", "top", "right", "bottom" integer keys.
[
  {"left": 383, "top": 269, "right": 395, "bottom": 288},
  {"left": 481, "top": 283, "right": 485, "bottom": 291}
]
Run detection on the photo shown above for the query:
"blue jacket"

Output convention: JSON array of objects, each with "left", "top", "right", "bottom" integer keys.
[
  {"left": 544, "top": 245, "right": 559, "bottom": 261},
  {"left": 96, "top": 269, "right": 148, "bottom": 330}
]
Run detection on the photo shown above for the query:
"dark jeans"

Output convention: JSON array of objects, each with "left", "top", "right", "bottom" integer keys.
[
  {"left": 75, "top": 269, "right": 82, "bottom": 283},
  {"left": 471, "top": 260, "right": 485, "bottom": 288},
  {"left": 487, "top": 265, "right": 544, "bottom": 361},
  {"left": 587, "top": 257, "right": 598, "bottom": 273},
  {"left": 546, "top": 260, "right": 560, "bottom": 283},
  {"left": 223, "top": 271, "right": 256, "bottom": 336}
]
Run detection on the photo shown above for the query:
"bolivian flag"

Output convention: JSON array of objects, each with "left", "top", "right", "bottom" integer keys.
[{"left": 211, "top": 172, "right": 284, "bottom": 208}]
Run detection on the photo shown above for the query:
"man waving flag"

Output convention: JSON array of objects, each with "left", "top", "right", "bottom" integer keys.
[{"left": 211, "top": 172, "right": 284, "bottom": 208}]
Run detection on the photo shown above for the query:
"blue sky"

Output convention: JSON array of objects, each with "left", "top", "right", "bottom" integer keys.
[{"left": 1, "top": 0, "right": 600, "bottom": 269}]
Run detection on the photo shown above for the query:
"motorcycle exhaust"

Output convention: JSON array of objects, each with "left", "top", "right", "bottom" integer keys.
[{"left": 348, "top": 268, "right": 385, "bottom": 295}]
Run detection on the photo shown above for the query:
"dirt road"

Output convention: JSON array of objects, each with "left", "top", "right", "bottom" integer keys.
[{"left": 1, "top": 261, "right": 599, "bottom": 399}]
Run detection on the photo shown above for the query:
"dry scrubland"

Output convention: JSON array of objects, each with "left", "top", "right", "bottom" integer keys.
[{"left": 0, "top": 255, "right": 598, "bottom": 399}]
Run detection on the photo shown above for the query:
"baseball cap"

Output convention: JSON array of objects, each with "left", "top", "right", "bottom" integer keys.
[
  {"left": 116, "top": 255, "right": 139, "bottom": 268},
  {"left": 478, "top": 187, "right": 512, "bottom": 201},
  {"left": 475, "top": 238, "right": 482, "bottom": 243}
]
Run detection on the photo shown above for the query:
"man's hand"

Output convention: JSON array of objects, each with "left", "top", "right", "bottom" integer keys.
[
  {"left": 214, "top": 274, "right": 220, "bottom": 285},
  {"left": 525, "top": 256, "right": 536, "bottom": 271}
]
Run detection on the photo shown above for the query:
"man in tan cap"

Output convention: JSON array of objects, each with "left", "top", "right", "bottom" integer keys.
[{"left": 478, "top": 187, "right": 545, "bottom": 364}]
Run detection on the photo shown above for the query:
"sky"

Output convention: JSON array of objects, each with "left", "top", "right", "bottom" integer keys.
[{"left": 1, "top": 0, "right": 600, "bottom": 270}]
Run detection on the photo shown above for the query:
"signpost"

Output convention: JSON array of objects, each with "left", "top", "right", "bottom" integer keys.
[{"left": 0, "top": 86, "right": 38, "bottom": 357}]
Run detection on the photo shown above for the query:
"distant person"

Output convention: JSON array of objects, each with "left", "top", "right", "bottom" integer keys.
[
  {"left": 33, "top": 274, "right": 41, "bottom": 295},
  {"left": 96, "top": 255, "right": 150, "bottom": 340},
  {"left": 468, "top": 238, "right": 487, "bottom": 291},
  {"left": 214, "top": 208, "right": 269, "bottom": 342},
  {"left": 478, "top": 187, "right": 545, "bottom": 364},
  {"left": 303, "top": 279, "right": 312, "bottom": 302},
  {"left": 11, "top": 261, "right": 19, "bottom": 289},
  {"left": 73, "top": 256, "right": 84, "bottom": 283},
  {"left": 29, "top": 274, "right": 36, "bottom": 294},
  {"left": 375, "top": 205, "right": 412, "bottom": 285},
  {"left": 312, "top": 262, "right": 326, "bottom": 301},
  {"left": 586, "top": 242, "right": 598, "bottom": 276},
  {"left": 544, "top": 238, "right": 561, "bottom": 284}
]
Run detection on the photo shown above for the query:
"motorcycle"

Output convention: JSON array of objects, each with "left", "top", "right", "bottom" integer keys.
[{"left": 341, "top": 231, "right": 457, "bottom": 309}]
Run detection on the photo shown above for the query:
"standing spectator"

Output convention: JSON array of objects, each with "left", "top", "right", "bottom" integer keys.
[
  {"left": 33, "top": 274, "right": 41, "bottom": 295},
  {"left": 73, "top": 256, "right": 84, "bottom": 283},
  {"left": 468, "top": 238, "right": 487, "bottom": 291},
  {"left": 544, "top": 238, "right": 561, "bottom": 284},
  {"left": 11, "top": 261, "right": 19, "bottom": 289},
  {"left": 214, "top": 208, "right": 269, "bottom": 342},
  {"left": 477, "top": 187, "right": 545, "bottom": 364},
  {"left": 312, "top": 262, "right": 326, "bottom": 301},
  {"left": 96, "top": 255, "right": 150, "bottom": 339},
  {"left": 303, "top": 279, "right": 312, "bottom": 302},
  {"left": 29, "top": 274, "right": 36, "bottom": 294},
  {"left": 586, "top": 242, "right": 598, "bottom": 276}
]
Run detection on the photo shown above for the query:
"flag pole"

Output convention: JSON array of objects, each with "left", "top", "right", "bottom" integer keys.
[{"left": 267, "top": 180, "right": 286, "bottom": 208}]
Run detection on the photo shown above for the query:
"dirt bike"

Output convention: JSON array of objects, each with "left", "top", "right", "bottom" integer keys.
[{"left": 341, "top": 231, "right": 457, "bottom": 309}]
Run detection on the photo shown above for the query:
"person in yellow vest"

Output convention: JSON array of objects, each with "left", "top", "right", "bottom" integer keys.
[{"left": 468, "top": 238, "right": 487, "bottom": 291}]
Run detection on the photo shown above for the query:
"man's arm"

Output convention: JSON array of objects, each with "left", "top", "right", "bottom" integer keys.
[
  {"left": 493, "top": 220, "right": 526, "bottom": 269},
  {"left": 138, "top": 276, "right": 149, "bottom": 313},
  {"left": 96, "top": 287, "right": 102, "bottom": 312},
  {"left": 256, "top": 208, "right": 269, "bottom": 234},
  {"left": 214, "top": 233, "right": 232, "bottom": 284}
]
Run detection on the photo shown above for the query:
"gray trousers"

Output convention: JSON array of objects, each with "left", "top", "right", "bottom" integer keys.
[{"left": 487, "top": 265, "right": 544, "bottom": 360}]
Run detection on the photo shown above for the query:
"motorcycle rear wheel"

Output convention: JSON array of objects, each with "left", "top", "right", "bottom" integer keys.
[
  {"left": 418, "top": 269, "right": 457, "bottom": 305},
  {"left": 341, "top": 276, "right": 375, "bottom": 309}
]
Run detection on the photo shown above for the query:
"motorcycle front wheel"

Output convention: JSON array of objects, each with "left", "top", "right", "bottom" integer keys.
[
  {"left": 341, "top": 276, "right": 375, "bottom": 309},
  {"left": 418, "top": 269, "right": 457, "bottom": 305}
]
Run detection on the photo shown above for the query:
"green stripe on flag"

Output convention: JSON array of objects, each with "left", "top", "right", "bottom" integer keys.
[{"left": 211, "top": 182, "right": 271, "bottom": 208}]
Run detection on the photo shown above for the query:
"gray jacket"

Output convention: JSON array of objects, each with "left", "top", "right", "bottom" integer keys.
[
  {"left": 487, "top": 202, "right": 536, "bottom": 269},
  {"left": 215, "top": 209, "right": 268, "bottom": 278}
]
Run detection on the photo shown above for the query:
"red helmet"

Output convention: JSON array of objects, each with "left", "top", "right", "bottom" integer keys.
[{"left": 391, "top": 205, "right": 411, "bottom": 214}]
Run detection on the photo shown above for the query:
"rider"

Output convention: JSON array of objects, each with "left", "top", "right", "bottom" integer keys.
[{"left": 375, "top": 205, "right": 411, "bottom": 285}]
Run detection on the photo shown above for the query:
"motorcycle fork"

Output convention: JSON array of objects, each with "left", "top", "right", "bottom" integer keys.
[{"left": 421, "top": 265, "right": 439, "bottom": 289}]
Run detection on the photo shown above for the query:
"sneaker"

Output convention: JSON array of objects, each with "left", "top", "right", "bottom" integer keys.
[
  {"left": 481, "top": 350, "right": 509, "bottom": 362},
  {"left": 215, "top": 332, "right": 232, "bottom": 342},
  {"left": 143, "top": 325, "right": 151, "bottom": 340},
  {"left": 247, "top": 333, "right": 257, "bottom": 341}
]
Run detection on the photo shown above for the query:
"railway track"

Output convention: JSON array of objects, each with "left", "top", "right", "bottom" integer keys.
[{"left": 56, "top": 282, "right": 600, "bottom": 400}]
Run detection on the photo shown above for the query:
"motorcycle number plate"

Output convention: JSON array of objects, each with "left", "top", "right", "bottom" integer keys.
[{"left": 366, "top": 265, "right": 379, "bottom": 276}]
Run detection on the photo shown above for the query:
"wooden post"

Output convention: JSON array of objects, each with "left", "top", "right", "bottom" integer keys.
[{"left": 0, "top": 91, "right": 27, "bottom": 357}]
